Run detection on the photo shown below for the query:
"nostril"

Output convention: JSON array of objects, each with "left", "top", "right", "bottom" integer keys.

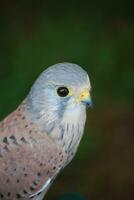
[
  {"left": 86, "top": 101, "right": 93, "bottom": 108},
  {"left": 81, "top": 99, "right": 93, "bottom": 108}
]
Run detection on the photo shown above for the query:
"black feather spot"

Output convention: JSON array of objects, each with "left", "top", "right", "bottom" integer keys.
[
  {"left": 6, "top": 179, "right": 10, "bottom": 183},
  {"left": 40, "top": 163, "right": 43, "bottom": 166},
  {"left": 20, "top": 137, "right": 28, "bottom": 144},
  {"left": 37, "top": 172, "right": 41, "bottom": 177},
  {"left": 30, "top": 196, "right": 34, "bottom": 199},
  {"left": 3, "top": 137, "right": 9, "bottom": 144},
  {"left": 33, "top": 181, "right": 38, "bottom": 186},
  {"left": 0, "top": 194, "right": 4, "bottom": 198},
  {"left": 47, "top": 170, "right": 49, "bottom": 175},
  {"left": 24, "top": 173, "right": 27, "bottom": 177},
  {"left": 16, "top": 193, "right": 21, "bottom": 198},
  {"left": 30, "top": 187, "right": 35, "bottom": 191},
  {"left": 10, "top": 135, "right": 19, "bottom": 145},
  {"left": 7, "top": 192, "right": 11, "bottom": 197}
]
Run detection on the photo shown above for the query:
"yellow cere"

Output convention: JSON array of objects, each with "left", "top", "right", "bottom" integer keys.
[{"left": 79, "top": 89, "right": 90, "bottom": 101}]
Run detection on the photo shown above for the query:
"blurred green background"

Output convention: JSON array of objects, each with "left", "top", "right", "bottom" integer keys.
[{"left": 0, "top": 1, "right": 134, "bottom": 200}]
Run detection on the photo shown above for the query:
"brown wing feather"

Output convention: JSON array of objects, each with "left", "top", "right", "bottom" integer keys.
[{"left": 0, "top": 105, "right": 66, "bottom": 200}]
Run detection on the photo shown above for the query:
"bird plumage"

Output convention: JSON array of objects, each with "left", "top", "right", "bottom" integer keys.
[
  {"left": 0, "top": 63, "right": 92, "bottom": 200},
  {"left": 0, "top": 103, "right": 66, "bottom": 200}
]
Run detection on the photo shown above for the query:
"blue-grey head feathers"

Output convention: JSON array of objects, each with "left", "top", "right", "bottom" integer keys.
[
  {"left": 26, "top": 63, "right": 90, "bottom": 122},
  {"left": 26, "top": 63, "right": 90, "bottom": 162}
]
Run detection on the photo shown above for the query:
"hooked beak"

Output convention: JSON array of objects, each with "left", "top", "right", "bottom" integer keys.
[{"left": 79, "top": 89, "right": 93, "bottom": 108}]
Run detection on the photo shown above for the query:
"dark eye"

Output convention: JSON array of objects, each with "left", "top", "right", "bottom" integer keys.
[{"left": 57, "top": 87, "right": 69, "bottom": 97}]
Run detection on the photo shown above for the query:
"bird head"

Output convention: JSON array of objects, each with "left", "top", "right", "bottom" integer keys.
[{"left": 26, "top": 63, "right": 92, "bottom": 135}]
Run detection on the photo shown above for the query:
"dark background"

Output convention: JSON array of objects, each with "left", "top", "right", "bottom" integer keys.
[{"left": 0, "top": 1, "right": 134, "bottom": 200}]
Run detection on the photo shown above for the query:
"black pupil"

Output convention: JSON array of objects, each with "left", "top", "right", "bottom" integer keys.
[{"left": 57, "top": 87, "right": 69, "bottom": 97}]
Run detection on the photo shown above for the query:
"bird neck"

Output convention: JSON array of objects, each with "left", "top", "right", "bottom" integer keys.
[
  {"left": 25, "top": 97, "right": 86, "bottom": 164},
  {"left": 48, "top": 105, "right": 87, "bottom": 164}
]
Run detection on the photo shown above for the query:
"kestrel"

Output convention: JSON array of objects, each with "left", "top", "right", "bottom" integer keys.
[{"left": 0, "top": 63, "right": 92, "bottom": 200}]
